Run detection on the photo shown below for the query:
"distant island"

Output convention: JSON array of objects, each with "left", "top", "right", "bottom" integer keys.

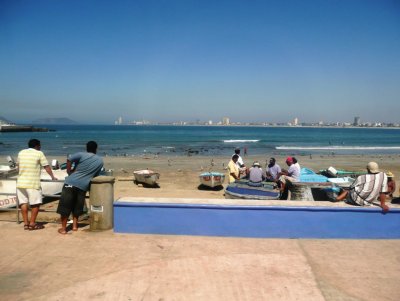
[
  {"left": 32, "top": 117, "right": 77, "bottom": 125},
  {"left": 0, "top": 116, "right": 11, "bottom": 124}
]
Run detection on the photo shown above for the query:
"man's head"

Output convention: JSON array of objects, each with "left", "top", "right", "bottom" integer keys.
[
  {"left": 366, "top": 161, "right": 379, "bottom": 174},
  {"left": 86, "top": 141, "right": 98, "bottom": 154},
  {"left": 269, "top": 158, "right": 276, "bottom": 166},
  {"left": 253, "top": 161, "right": 260, "bottom": 168},
  {"left": 232, "top": 154, "right": 239, "bottom": 163},
  {"left": 234, "top": 148, "right": 240, "bottom": 155},
  {"left": 285, "top": 156, "right": 294, "bottom": 166},
  {"left": 28, "top": 139, "right": 41, "bottom": 150}
]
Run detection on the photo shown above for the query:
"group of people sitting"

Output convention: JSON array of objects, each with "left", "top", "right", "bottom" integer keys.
[
  {"left": 227, "top": 148, "right": 396, "bottom": 212},
  {"left": 227, "top": 148, "right": 301, "bottom": 190}
]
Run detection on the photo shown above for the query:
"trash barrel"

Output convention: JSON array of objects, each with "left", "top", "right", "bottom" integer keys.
[{"left": 89, "top": 176, "right": 115, "bottom": 231}]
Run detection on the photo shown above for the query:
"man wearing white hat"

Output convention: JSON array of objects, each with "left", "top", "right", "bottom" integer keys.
[
  {"left": 248, "top": 161, "right": 264, "bottom": 186},
  {"left": 336, "top": 162, "right": 389, "bottom": 212}
]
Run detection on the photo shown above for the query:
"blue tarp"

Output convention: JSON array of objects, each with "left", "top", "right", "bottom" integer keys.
[{"left": 300, "top": 168, "right": 328, "bottom": 182}]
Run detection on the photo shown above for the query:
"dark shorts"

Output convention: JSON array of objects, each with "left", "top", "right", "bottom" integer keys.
[{"left": 56, "top": 184, "right": 87, "bottom": 217}]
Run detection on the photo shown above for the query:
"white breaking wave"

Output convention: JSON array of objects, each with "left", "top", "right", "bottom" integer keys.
[
  {"left": 276, "top": 146, "right": 400, "bottom": 150},
  {"left": 223, "top": 140, "right": 259, "bottom": 143}
]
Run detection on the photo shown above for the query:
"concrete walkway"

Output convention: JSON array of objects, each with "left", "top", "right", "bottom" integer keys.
[{"left": 0, "top": 221, "right": 399, "bottom": 301}]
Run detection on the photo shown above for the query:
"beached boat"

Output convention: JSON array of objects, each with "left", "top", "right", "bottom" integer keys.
[
  {"left": 285, "top": 168, "right": 355, "bottom": 201},
  {"left": 133, "top": 170, "right": 160, "bottom": 186},
  {"left": 319, "top": 166, "right": 364, "bottom": 178},
  {"left": 326, "top": 176, "right": 355, "bottom": 188},
  {"left": 0, "top": 165, "right": 18, "bottom": 178},
  {"left": 235, "top": 179, "right": 277, "bottom": 190},
  {"left": 0, "top": 156, "right": 18, "bottom": 178},
  {"left": 0, "top": 169, "right": 68, "bottom": 208},
  {"left": 199, "top": 172, "right": 225, "bottom": 188},
  {"left": 224, "top": 182, "right": 280, "bottom": 200}
]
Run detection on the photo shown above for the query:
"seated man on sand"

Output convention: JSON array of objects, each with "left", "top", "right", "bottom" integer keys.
[
  {"left": 385, "top": 171, "right": 396, "bottom": 200},
  {"left": 335, "top": 162, "right": 389, "bottom": 212},
  {"left": 248, "top": 161, "right": 264, "bottom": 186},
  {"left": 265, "top": 157, "right": 281, "bottom": 182},
  {"left": 278, "top": 157, "right": 301, "bottom": 194}
]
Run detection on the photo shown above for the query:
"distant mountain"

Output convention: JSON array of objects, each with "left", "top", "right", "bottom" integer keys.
[
  {"left": 32, "top": 117, "right": 78, "bottom": 125},
  {"left": 0, "top": 116, "right": 12, "bottom": 124}
]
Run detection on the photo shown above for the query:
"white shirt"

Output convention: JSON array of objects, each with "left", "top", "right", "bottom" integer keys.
[
  {"left": 287, "top": 163, "right": 300, "bottom": 181},
  {"left": 232, "top": 154, "right": 244, "bottom": 168}
]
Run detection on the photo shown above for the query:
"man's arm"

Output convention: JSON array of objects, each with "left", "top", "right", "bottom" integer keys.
[
  {"left": 228, "top": 164, "right": 239, "bottom": 180},
  {"left": 66, "top": 160, "right": 73, "bottom": 175},
  {"left": 379, "top": 193, "right": 389, "bottom": 212},
  {"left": 44, "top": 165, "right": 57, "bottom": 181}
]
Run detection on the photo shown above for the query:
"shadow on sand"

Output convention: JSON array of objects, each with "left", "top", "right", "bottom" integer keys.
[{"left": 197, "top": 184, "right": 224, "bottom": 191}]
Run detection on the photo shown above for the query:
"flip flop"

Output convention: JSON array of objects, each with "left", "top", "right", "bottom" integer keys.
[
  {"left": 58, "top": 228, "right": 67, "bottom": 235},
  {"left": 28, "top": 224, "right": 45, "bottom": 231},
  {"left": 24, "top": 224, "right": 29, "bottom": 230}
]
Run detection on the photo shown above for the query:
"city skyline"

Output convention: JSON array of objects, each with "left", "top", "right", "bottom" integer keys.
[
  {"left": 114, "top": 115, "right": 399, "bottom": 128},
  {"left": 1, "top": 1, "right": 400, "bottom": 124}
]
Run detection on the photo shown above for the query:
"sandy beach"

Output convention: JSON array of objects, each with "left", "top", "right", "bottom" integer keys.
[
  {"left": 2, "top": 153, "right": 399, "bottom": 203},
  {"left": 106, "top": 153, "right": 400, "bottom": 200}
]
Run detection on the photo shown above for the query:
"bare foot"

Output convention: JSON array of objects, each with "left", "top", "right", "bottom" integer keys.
[
  {"left": 72, "top": 227, "right": 78, "bottom": 231},
  {"left": 58, "top": 228, "right": 67, "bottom": 235}
]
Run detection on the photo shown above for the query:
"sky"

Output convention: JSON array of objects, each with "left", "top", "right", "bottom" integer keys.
[{"left": 1, "top": 0, "right": 399, "bottom": 124}]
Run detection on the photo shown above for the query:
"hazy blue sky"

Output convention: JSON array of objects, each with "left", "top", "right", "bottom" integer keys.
[{"left": 1, "top": 0, "right": 399, "bottom": 124}]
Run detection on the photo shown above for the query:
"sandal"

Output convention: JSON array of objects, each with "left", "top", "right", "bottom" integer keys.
[
  {"left": 28, "top": 224, "right": 45, "bottom": 231},
  {"left": 24, "top": 224, "right": 29, "bottom": 230}
]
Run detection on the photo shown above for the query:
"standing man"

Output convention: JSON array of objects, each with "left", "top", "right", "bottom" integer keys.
[
  {"left": 17, "top": 139, "right": 57, "bottom": 230},
  {"left": 227, "top": 154, "right": 240, "bottom": 183},
  {"left": 233, "top": 148, "right": 246, "bottom": 177},
  {"left": 57, "top": 141, "right": 103, "bottom": 234}
]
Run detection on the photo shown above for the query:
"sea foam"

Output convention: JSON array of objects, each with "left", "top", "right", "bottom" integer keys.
[
  {"left": 276, "top": 146, "right": 400, "bottom": 150},
  {"left": 223, "top": 140, "right": 259, "bottom": 143}
]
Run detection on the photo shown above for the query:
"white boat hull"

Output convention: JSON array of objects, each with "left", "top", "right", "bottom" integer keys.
[
  {"left": 0, "top": 169, "right": 68, "bottom": 208},
  {"left": 134, "top": 170, "right": 160, "bottom": 186},
  {"left": 199, "top": 173, "right": 225, "bottom": 188},
  {"left": 0, "top": 165, "right": 18, "bottom": 178}
]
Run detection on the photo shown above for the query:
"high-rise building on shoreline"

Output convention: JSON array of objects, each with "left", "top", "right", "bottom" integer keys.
[{"left": 222, "top": 117, "right": 230, "bottom": 125}]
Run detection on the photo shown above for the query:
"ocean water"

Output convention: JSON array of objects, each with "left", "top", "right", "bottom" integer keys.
[{"left": 1, "top": 125, "right": 400, "bottom": 158}]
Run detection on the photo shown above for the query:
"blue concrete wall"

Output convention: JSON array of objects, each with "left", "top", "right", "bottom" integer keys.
[{"left": 114, "top": 202, "right": 400, "bottom": 239}]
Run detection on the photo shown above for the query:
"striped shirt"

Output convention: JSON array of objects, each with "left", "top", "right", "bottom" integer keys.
[
  {"left": 349, "top": 172, "right": 388, "bottom": 206},
  {"left": 16, "top": 148, "right": 49, "bottom": 189}
]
